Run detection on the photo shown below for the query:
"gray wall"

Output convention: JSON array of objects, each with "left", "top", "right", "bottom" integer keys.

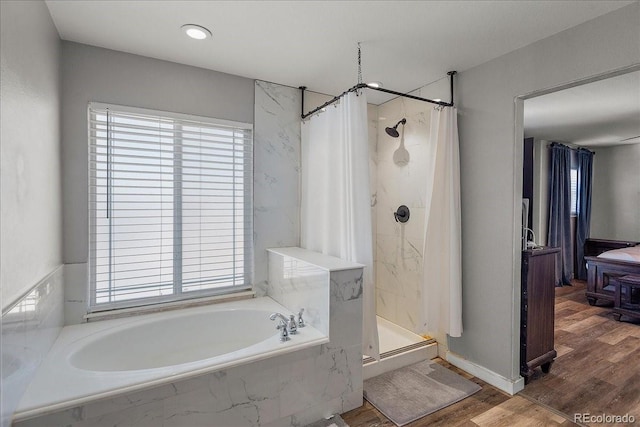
[
  {"left": 591, "top": 143, "right": 640, "bottom": 241},
  {"left": 450, "top": 2, "right": 640, "bottom": 384},
  {"left": 61, "top": 42, "right": 255, "bottom": 320},
  {"left": 0, "top": 2, "right": 64, "bottom": 424},
  {"left": 0, "top": 0, "right": 62, "bottom": 311}
]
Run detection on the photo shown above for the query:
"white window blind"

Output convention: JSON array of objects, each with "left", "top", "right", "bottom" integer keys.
[
  {"left": 88, "top": 103, "right": 253, "bottom": 311},
  {"left": 570, "top": 168, "right": 578, "bottom": 215}
]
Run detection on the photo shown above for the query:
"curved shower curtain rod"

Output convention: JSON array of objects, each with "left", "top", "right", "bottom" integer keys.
[{"left": 299, "top": 71, "right": 457, "bottom": 120}]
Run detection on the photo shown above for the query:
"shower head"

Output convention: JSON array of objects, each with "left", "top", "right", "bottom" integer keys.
[
  {"left": 385, "top": 126, "right": 400, "bottom": 138},
  {"left": 385, "top": 118, "right": 406, "bottom": 138}
]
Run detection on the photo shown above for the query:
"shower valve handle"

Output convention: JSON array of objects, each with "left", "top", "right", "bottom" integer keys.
[{"left": 394, "top": 205, "right": 410, "bottom": 223}]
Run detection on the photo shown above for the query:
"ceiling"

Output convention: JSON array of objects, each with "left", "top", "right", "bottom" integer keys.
[
  {"left": 45, "top": 1, "right": 634, "bottom": 105},
  {"left": 524, "top": 70, "right": 640, "bottom": 147}
]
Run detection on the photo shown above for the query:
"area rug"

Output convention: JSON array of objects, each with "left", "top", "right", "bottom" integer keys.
[
  {"left": 304, "top": 414, "right": 349, "bottom": 427},
  {"left": 363, "top": 360, "right": 481, "bottom": 426}
]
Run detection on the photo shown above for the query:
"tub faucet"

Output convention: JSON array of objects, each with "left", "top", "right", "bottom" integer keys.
[
  {"left": 297, "top": 309, "right": 306, "bottom": 328},
  {"left": 269, "top": 313, "right": 290, "bottom": 342},
  {"left": 287, "top": 314, "right": 297, "bottom": 335}
]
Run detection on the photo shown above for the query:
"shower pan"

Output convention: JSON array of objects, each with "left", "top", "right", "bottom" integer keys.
[{"left": 363, "top": 317, "right": 437, "bottom": 380}]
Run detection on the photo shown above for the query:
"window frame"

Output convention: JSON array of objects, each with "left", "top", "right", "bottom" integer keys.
[{"left": 87, "top": 102, "right": 254, "bottom": 312}]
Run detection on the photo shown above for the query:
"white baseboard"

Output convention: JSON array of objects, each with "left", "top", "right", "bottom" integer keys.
[{"left": 445, "top": 351, "right": 524, "bottom": 395}]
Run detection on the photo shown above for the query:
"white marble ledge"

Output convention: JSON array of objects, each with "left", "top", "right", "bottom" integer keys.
[{"left": 267, "top": 247, "right": 364, "bottom": 272}]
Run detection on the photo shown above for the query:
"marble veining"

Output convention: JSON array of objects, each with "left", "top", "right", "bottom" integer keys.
[
  {"left": 331, "top": 270, "right": 364, "bottom": 302},
  {"left": 253, "top": 81, "right": 302, "bottom": 296}
]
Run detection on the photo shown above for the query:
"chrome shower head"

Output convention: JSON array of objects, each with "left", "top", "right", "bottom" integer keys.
[{"left": 385, "top": 118, "right": 406, "bottom": 138}]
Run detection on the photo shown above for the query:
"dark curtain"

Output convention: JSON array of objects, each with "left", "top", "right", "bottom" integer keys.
[
  {"left": 547, "top": 143, "right": 572, "bottom": 286},
  {"left": 576, "top": 148, "right": 594, "bottom": 280}
]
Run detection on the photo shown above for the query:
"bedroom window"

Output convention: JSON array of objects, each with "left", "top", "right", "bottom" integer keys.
[
  {"left": 88, "top": 103, "right": 253, "bottom": 311},
  {"left": 570, "top": 167, "right": 578, "bottom": 215}
]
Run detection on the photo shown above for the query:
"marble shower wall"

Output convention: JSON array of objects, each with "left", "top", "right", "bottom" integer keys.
[
  {"left": 1, "top": 267, "right": 64, "bottom": 427},
  {"left": 253, "top": 81, "right": 302, "bottom": 295},
  {"left": 374, "top": 97, "right": 433, "bottom": 334},
  {"left": 367, "top": 104, "right": 378, "bottom": 280}
]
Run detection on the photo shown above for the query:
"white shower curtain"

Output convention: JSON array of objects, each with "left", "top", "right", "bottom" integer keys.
[
  {"left": 422, "top": 106, "right": 463, "bottom": 339},
  {"left": 301, "top": 91, "right": 380, "bottom": 360}
]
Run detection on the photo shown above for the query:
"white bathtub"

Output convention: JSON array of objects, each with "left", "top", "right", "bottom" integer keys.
[{"left": 15, "top": 297, "right": 328, "bottom": 420}]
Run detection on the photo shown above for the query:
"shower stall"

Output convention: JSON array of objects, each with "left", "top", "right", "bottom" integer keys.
[
  {"left": 363, "top": 97, "right": 438, "bottom": 378},
  {"left": 299, "top": 70, "right": 460, "bottom": 377}
]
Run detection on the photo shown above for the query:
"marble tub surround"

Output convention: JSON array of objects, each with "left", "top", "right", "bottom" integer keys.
[
  {"left": 375, "top": 96, "right": 433, "bottom": 334},
  {"left": 266, "top": 247, "right": 365, "bottom": 417},
  {"left": 254, "top": 81, "right": 302, "bottom": 296},
  {"left": 14, "top": 297, "right": 327, "bottom": 422},
  {"left": 15, "top": 248, "right": 364, "bottom": 427},
  {"left": 267, "top": 247, "right": 365, "bottom": 339},
  {"left": 268, "top": 250, "right": 330, "bottom": 335},
  {"left": 1, "top": 266, "right": 64, "bottom": 427},
  {"left": 14, "top": 342, "right": 363, "bottom": 427},
  {"left": 267, "top": 247, "right": 365, "bottom": 274}
]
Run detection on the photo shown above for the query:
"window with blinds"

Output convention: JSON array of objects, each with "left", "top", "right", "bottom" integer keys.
[
  {"left": 570, "top": 168, "right": 578, "bottom": 215},
  {"left": 88, "top": 103, "right": 253, "bottom": 311}
]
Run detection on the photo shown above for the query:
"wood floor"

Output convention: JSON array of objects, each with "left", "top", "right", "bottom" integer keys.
[
  {"left": 342, "top": 358, "right": 575, "bottom": 426},
  {"left": 520, "top": 280, "right": 640, "bottom": 422},
  {"left": 343, "top": 280, "right": 640, "bottom": 426}
]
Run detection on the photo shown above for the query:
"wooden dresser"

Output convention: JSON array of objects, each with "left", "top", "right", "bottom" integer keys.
[{"left": 520, "top": 247, "right": 559, "bottom": 383}]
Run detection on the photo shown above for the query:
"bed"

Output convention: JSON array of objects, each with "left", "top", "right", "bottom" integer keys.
[{"left": 584, "top": 239, "right": 640, "bottom": 306}]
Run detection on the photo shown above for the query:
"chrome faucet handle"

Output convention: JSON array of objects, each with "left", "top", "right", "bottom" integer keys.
[
  {"left": 287, "top": 314, "right": 297, "bottom": 334},
  {"left": 270, "top": 313, "right": 290, "bottom": 342},
  {"left": 297, "top": 308, "right": 306, "bottom": 328},
  {"left": 275, "top": 320, "right": 289, "bottom": 342}
]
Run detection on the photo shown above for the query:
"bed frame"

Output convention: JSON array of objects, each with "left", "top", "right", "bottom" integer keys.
[
  {"left": 584, "top": 238, "right": 639, "bottom": 306},
  {"left": 584, "top": 238, "right": 639, "bottom": 258},
  {"left": 585, "top": 256, "right": 640, "bottom": 306}
]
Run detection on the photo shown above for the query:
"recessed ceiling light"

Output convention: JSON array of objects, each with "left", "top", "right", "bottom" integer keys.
[
  {"left": 181, "top": 24, "right": 212, "bottom": 40},
  {"left": 367, "top": 81, "right": 383, "bottom": 88}
]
